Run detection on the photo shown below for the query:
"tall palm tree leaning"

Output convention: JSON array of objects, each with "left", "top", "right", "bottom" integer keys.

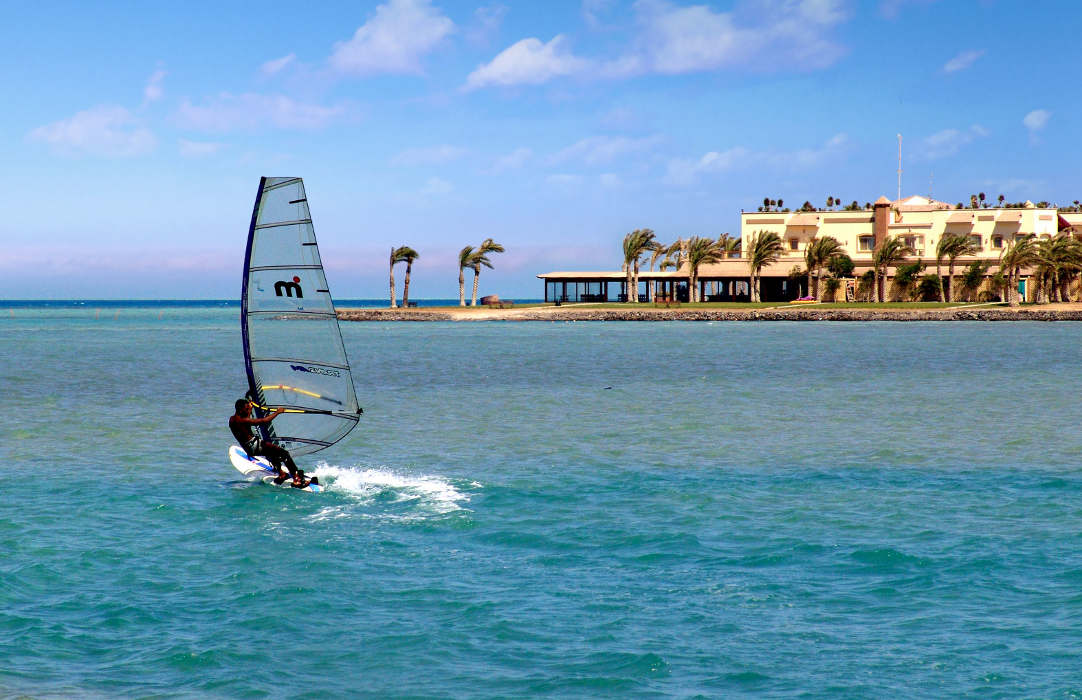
[
  {"left": 998, "top": 236, "right": 1038, "bottom": 307},
  {"left": 388, "top": 245, "right": 415, "bottom": 308},
  {"left": 685, "top": 236, "right": 724, "bottom": 302},
  {"left": 399, "top": 247, "right": 419, "bottom": 308},
  {"left": 470, "top": 238, "right": 505, "bottom": 306},
  {"left": 621, "top": 229, "right": 656, "bottom": 303},
  {"left": 804, "top": 236, "right": 845, "bottom": 300},
  {"left": 871, "top": 237, "right": 913, "bottom": 303},
  {"left": 646, "top": 238, "right": 669, "bottom": 302},
  {"left": 457, "top": 245, "right": 474, "bottom": 307},
  {"left": 747, "top": 230, "right": 784, "bottom": 303},
  {"left": 942, "top": 233, "right": 981, "bottom": 302}
]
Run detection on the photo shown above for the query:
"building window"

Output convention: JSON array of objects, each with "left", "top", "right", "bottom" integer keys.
[
  {"left": 992, "top": 235, "right": 1003, "bottom": 249},
  {"left": 789, "top": 239, "right": 799, "bottom": 251},
  {"left": 968, "top": 235, "right": 981, "bottom": 249},
  {"left": 858, "top": 236, "right": 874, "bottom": 251}
]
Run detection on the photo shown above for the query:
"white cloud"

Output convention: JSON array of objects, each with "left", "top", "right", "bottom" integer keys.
[
  {"left": 879, "top": 0, "right": 938, "bottom": 19},
  {"left": 624, "top": 0, "right": 847, "bottom": 76},
  {"left": 599, "top": 172, "right": 622, "bottom": 188},
  {"left": 548, "top": 135, "right": 661, "bottom": 166},
  {"left": 466, "top": 35, "right": 589, "bottom": 90},
  {"left": 391, "top": 144, "right": 468, "bottom": 166},
  {"left": 178, "top": 139, "right": 224, "bottom": 158},
  {"left": 177, "top": 93, "right": 347, "bottom": 130},
  {"left": 29, "top": 106, "right": 155, "bottom": 157},
  {"left": 665, "top": 146, "right": 750, "bottom": 185},
  {"left": 261, "top": 53, "right": 296, "bottom": 75},
  {"left": 665, "top": 132, "right": 847, "bottom": 185},
  {"left": 465, "top": 4, "right": 507, "bottom": 44},
  {"left": 469, "top": 0, "right": 847, "bottom": 88},
  {"left": 488, "top": 147, "right": 532, "bottom": 173},
  {"left": 1023, "top": 109, "right": 1050, "bottom": 132},
  {"left": 420, "top": 176, "right": 453, "bottom": 195},
  {"left": 144, "top": 69, "right": 166, "bottom": 102},
  {"left": 330, "top": 0, "right": 454, "bottom": 75},
  {"left": 547, "top": 173, "right": 585, "bottom": 187},
  {"left": 918, "top": 124, "right": 989, "bottom": 159},
  {"left": 942, "top": 49, "right": 984, "bottom": 73},
  {"left": 583, "top": 0, "right": 616, "bottom": 27}
]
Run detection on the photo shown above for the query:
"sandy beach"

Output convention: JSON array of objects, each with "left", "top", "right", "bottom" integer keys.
[{"left": 338, "top": 302, "right": 1082, "bottom": 322}]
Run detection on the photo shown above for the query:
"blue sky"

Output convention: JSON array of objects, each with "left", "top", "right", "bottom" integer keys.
[{"left": 2, "top": 0, "right": 1078, "bottom": 298}]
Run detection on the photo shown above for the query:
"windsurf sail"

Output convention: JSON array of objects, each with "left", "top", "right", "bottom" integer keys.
[{"left": 241, "top": 177, "right": 361, "bottom": 456}]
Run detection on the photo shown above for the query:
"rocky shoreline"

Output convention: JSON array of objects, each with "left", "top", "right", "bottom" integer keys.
[{"left": 338, "top": 307, "right": 1082, "bottom": 322}]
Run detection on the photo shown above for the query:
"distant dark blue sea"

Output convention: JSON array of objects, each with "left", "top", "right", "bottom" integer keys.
[{"left": 4, "top": 304, "right": 1082, "bottom": 697}]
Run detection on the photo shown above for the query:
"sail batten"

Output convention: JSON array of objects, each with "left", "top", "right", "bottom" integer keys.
[{"left": 241, "top": 176, "right": 360, "bottom": 456}]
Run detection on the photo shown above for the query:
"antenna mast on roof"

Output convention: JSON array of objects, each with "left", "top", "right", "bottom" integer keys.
[{"left": 897, "top": 133, "right": 902, "bottom": 201}]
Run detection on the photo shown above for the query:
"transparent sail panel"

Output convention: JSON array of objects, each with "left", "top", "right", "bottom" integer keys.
[{"left": 242, "top": 177, "right": 360, "bottom": 456}]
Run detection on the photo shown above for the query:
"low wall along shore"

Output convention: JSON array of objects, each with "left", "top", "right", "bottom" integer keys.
[{"left": 338, "top": 305, "right": 1082, "bottom": 322}]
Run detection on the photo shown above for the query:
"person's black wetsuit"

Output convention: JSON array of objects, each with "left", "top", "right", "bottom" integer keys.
[{"left": 229, "top": 415, "right": 298, "bottom": 477}]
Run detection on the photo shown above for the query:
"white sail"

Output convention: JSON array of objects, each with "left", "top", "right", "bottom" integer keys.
[{"left": 241, "top": 177, "right": 360, "bottom": 456}]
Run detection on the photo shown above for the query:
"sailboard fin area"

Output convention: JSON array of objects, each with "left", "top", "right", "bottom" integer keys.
[{"left": 241, "top": 177, "right": 361, "bottom": 457}]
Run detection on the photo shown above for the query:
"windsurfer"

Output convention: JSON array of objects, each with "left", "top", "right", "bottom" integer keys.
[{"left": 229, "top": 399, "right": 299, "bottom": 483}]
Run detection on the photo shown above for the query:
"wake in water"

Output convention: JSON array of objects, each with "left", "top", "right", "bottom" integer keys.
[{"left": 306, "top": 462, "right": 478, "bottom": 521}]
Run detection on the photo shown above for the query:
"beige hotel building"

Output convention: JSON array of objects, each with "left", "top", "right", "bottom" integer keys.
[{"left": 539, "top": 196, "right": 1082, "bottom": 303}]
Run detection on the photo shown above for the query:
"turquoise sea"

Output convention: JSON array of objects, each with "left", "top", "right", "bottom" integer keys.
[{"left": 4, "top": 302, "right": 1082, "bottom": 698}]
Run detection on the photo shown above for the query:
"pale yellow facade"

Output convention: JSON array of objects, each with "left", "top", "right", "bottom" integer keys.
[
  {"left": 538, "top": 195, "right": 1080, "bottom": 303},
  {"left": 738, "top": 195, "right": 1059, "bottom": 265}
]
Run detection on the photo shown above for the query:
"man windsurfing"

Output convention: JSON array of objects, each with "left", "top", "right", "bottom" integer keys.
[{"left": 229, "top": 398, "right": 299, "bottom": 484}]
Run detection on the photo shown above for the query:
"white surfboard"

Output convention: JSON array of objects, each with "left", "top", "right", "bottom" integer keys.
[{"left": 228, "top": 445, "right": 324, "bottom": 493}]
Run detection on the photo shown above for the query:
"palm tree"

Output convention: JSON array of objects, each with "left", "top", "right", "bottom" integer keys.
[
  {"left": 718, "top": 233, "right": 741, "bottom": 259},
  {"left": 943, "top": 234, "right": 981, "bottom": 302},
  {"left": 457, "top": 246, "right": 474, "bottom": 306},
  {"left": 470, "top": 238, "right": 505, "bottom": 306},
  {"left": 398, "top": 247, "right": 419, "bottom": 308},
  {"left": 685, "top": 236, "right": 724, "bottom": 302},
  {"left": 1035, "top": 233, "right": 1082, "bottom": 303},
  {"left": 621, "top": 229, "right": 655, "bottom": 303},
  {"left": 804, "top": 236, "right": 845, "bottom": 299},
  {"left": 998, "top": 237, "right": 1038, "bottom": 307},
  {"left": 388, "top": 245, "right": 414, "bottom": 308},
  {"left": 871, "top": 237, "right": 913, "bottom": 303},
  {"left": 747, "top": 230, "right": 783, "bottom": 302}
]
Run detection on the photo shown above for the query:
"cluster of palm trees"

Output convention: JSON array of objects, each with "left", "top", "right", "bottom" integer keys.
[
  {"left": 998, "top": 233, "right": 1082, "bottom": 306},
  {"left": 457, "top": 238, "right": 505, "bottom": 306},
  {"left": 387, "top": 238, "right": 505, "bottom": 308},
  {"left": 620, "top": 230, "right": 740, "bottom": 303}
]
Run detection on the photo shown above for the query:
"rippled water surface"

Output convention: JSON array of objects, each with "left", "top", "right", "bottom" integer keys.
[{"left": 4, "top": 305, "right": 1082, "bottom": 698}]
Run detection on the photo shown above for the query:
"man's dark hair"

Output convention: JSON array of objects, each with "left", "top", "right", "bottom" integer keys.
[{"left": 235, "top": 399, "right": 249, "bottom": 413}]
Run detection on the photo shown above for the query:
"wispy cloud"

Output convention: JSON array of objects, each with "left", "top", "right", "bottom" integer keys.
[
  {"left": 548, "top": 134, "right": 661, "bottom": 166},
  {"left": 390, "top": 144, "right": 468, "bottom": 166},
  {"left": 329, "top": 0, "right": 454, "bottom": 75},
  {"left": 177, "top": 93, "right": 347, "bottom": 130},
  {"left": 943, "top": 49, "right": 984, "bottom": 73},
  {"left": 665, "top": 133, "right": 848, "bottom": 185},
  {"left": 144, "top": 69, "right": 166, "bottom": 103},
  {"left": 420, "top": 176, "right": 453, "bottom": 196},
  {"left": 1023, "top": 109, "right": 1050, "bottom": 132},
  {"left": 582, "top": 0, "right": 616, "bottom": 28},
  {"left": 488, "top": 147, "right": 533, "bottom": 173},
  {"left": 178, "top": 139, "right": 224, "bottom": 158},
  {"left": 465, "top": 4, "right": 507, "bottom": 44},
  {"left": 917, "top": 124, "right": 989, "bottom": 159},
  {"left": 466, "top": 35, "right": 588, "bottom": 90},
  {"left": 547, "top": 173, "right": 585, "bottom": 187},
  {"left": 879, "top": 0, "right": 938, "bottom": 19},
  {"left": 467, "top": 0, "right": 848, "bottom": 89},
  {"left": 261, "top": 53, "right": 296, "bottom": 76},
  {"left": 29, "top": 106, "right": 155, "bottom": 157}
]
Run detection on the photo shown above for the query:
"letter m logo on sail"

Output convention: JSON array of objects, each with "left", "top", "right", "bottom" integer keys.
[{"left": 275, "top": 278, "right": 303, "bottom": 298}]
